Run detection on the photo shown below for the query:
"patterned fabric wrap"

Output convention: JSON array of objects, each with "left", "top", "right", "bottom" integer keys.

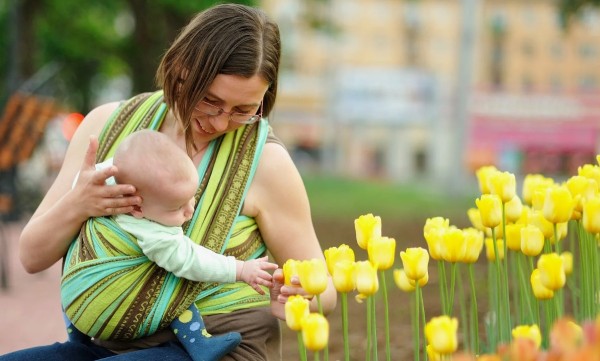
[{"left": 61, "top": 91, "right": 270, "bottom": 340}]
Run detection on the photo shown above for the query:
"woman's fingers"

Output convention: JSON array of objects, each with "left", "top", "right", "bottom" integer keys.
[{"left": 82, "top": 136, "right": 99, "bottom": 171}]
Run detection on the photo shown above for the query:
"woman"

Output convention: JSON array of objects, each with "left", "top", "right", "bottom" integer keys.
[{"left": 5, "top": 3, "right": 336, "bottom": 361}]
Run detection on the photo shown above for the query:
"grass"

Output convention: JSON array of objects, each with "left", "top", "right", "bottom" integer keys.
[{"left": 302, "top": 175, "right": 476, "bottom": 221}]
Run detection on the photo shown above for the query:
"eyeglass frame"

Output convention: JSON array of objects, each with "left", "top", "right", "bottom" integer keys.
[{"left": 194, "top": 99, "right": 263, "bottom": 125}]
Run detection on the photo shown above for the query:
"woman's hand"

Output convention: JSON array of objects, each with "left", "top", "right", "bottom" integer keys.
[
  {"left": 269, "top": 268, "right": 315, "bottom": 320},
  {"left": 72, "top": 136, "right": 141, "bottom": 218}
]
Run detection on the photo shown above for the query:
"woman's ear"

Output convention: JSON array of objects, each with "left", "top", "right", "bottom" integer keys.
[{"left": 130, "top": 205, "right": 144, "bottom": 219}]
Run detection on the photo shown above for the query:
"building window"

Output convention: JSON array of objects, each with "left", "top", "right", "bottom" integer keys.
[
  {"left": 579, "top": 75, "right": 597, "bottom": 91},
  {"left": 550, "top": 42, "right": 563, "bottom": 59},
  {"left": 579, "top": 43, "right": 597, "bottom": 59},
  {"left": 522, "top": 40, "right": 535, "bottom": 57},
  {"left": 550, "top": 75, "right": 562, "bottom": 93}
]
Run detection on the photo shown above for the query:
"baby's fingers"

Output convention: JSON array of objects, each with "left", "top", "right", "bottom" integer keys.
[{"left": 261, "top": 261, "right": 279, "bottom": 271}]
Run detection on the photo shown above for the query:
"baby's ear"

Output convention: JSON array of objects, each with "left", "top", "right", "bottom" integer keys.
[{"left": 130, "top": 205, "right": 144, "bottom": 219}]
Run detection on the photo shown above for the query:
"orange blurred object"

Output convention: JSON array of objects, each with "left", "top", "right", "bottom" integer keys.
[{"left": 61, "top": 112, "right": 84, "bottom": 140}]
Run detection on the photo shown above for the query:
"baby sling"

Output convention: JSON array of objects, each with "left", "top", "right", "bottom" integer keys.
[{"left": 60, "top": 91, "right": 268, "bottom": 340}]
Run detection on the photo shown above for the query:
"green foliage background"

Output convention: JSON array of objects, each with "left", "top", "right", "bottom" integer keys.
[{"left": 1, "top": 0, "right": 255, "bottom": 112}]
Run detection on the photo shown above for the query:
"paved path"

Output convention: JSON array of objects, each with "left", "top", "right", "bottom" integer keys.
[{"left": 0, "top": 220, "right": 65, "bottom": 355}]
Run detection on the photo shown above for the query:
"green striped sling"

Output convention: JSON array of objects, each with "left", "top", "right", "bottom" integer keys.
[{"left": 60, "top": 91, "right": 269, "bottom": 340}]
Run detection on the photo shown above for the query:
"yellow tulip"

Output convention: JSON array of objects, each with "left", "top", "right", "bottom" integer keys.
[
  {"left": 400, "top": 247, "right": 430, "bottom": 281},
  {"left": 516, "top": 205, "right": 531, "bottom": 225},
  {"left": 485, "top": 224, "right": 503, "bottom": 239},
  {"left": 424, "top": 226, "right": 445, "bottom": 261},
  {"left": 485, "top": 238, "right": 504, "bottom": 261},
  {"left": 530, "top": 269, "right": 554, "bottom": 300},
  {"left": 355, "top": 213, "right": 382, "bottom": 249},
  {"left": 583, "top": 197, "right": 600, "bottom": 234},
  {"left": 512, "top": 324, "right": 542, "bottom": 349},
  {"left": 489, "top": 170, "right": 517, "bottom": 203},
  {"left": 532, "top": 186, "right": 548, "bottom": 211},
  {"left": 424, "top": 217, "right": 450, "bottom": 234},
  {"left": 505, "top": 196, "right": 524, "bottom": 223},
  {"left": 426, "top": 345, "right": 442, "bottom": 361},
  {"left": 522, "top": 174, "right": 554, "bottom": 206},
  {"left": 332, "top": 260, "right": 356, "bottom": 293},
  {"left": 410, "top": 271, "right": 429, "bottom": 287},
  {"left": 543, "top": 185, "right": 574, "bottom": 224},
  {"left": 297, "top": 259, "right": 328, "bottom": 296},
  {"left": 578, "top": 164, "right": 600, "bottom": 186},
  {"left": 537, "top": 253, "right": 566, "bottom": 290},
  {"left": 566, "top": 175, "right": 598, "bottom": 212},
  {"left": 476, "top": 165, "right": 498, "bottom": 194},
  {"left": 283, "top": 259, "right": 300, "bottom": 286},
  {"left": 285, "top": 295, "right": 310, "bottom": 331},
  {"left": 549, "top": 222, "right": 568, "bottom": 244},
  {"left": 561, "top": 251, "right": 573, "bottom": 275},
  {"left": 424, "top": 316, "right": 459, "bottom": 354},
  {"left": 440, "top": 227, "right": 466, "bottom": 263},
  {"left": 462, "top": 227, "right": 484, "bottom": 263},
  {"left": 505, "top": 223, "right": 524, "bottom": 252},
  {"left": 520, "top": 224, "right": 545, "bottom": 257},
  {"left": 301, "top": 313, "right": 329, "bottom": 352},
  {"left": 324, "top": 244, "right": 355, "bottom": 276},
  {"left": 529, "top": 210, "right": 554, "bottom": 240},
  {"left": 368, "top": 236, "right": 396, "bottom": 270},
  {"left": 393, "top": 268, "right": 415, "bottom": 292},
  {"left": 354, "top": 260, "right": 379, "bottom": 296},
  {"left": 467, "top": 208, "right": 485, "bottom": 231},
  {"left": 476, "top": 194, "right": 502, "bottom": 228}
]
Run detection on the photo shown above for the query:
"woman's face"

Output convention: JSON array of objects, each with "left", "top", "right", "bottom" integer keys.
[{"left": 189, "top": 73, "right": 269, "bottom": 143}]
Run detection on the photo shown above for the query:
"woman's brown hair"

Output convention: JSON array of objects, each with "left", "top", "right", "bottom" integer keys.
[{"left": 156, "top": 3, "right": 281, "bottom": 154}]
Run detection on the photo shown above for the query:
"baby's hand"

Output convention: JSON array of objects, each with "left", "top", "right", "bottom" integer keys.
[{"left": 236, "top": 256, "right": 279, "bottom": 295}]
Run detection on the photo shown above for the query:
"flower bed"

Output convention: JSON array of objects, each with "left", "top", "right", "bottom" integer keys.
[{"left": 283, "top": 155, "right": 600, "bottom": 361}]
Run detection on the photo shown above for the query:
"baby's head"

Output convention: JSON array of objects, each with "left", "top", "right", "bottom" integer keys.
[{"left": 113, "top": 130, "right": 199, "bottom": 227}]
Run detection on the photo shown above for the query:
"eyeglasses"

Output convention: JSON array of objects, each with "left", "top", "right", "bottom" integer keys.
[{"left": 195, "top": 99, "right": 263, "bottom": 125}]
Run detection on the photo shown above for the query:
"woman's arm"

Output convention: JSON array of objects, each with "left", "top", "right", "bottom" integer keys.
[
  {"left": 245, "top": 142, "right": 337, "bottom": 318},
  {"left": 18, "top": 102, "right": 141, "bottom": 273}
]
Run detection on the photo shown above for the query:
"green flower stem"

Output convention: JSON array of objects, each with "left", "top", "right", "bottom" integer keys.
[
  {"left": 517, "top": 253, "right": 534, "bottom": 324},
  {"left": 509, "top": 251, "right": 523, "bottom": 325},
  {"left": 341, "top": 293, "right": 350, "bottom": 361},
  {"left": 315, "top": 351, "right": 321, "bottom": 361},
  {"left": 448, "top": 263, "right": 457, "bottom": 316},
  {"left": 380, "top": 271, "right": 391, "bottom": 361},
  {"left": 491, "top": 228, "right": 505, "bottom": 343},
  {"left": 577, "top": 221, "right": 591, "bottom": 320},
  {"left": 553, "top": 224, "right": 562, "bottom": 254},
  {"left": 568, "top": 228, "right": 580, "bottom": 321},
  {"left": 468, "top": 264, "right": 479, "bottom": 355},
  {"left": 414, "top": 284, "right": 420, "bottom": 361},
  {"left": 533, "top": 297, "right": 540, "bottom": 327},
  {"left": 542, "top": 299, "right": 551, "bottom": 349},
  {"left": 553, "top": 224, "right": 565, "bottom": 318},
  {"left": 366, "top": 295, "right": 372, "bottom": 361},
  {"left": 487, "top": 260, "right": 498, "bottom": 352},
  {"left": 298, "top": 331, "right": 307, "bottom": 361},
  {"left": 501, "top": 206, "right": 512, "bottom": 342},
  {"left": 371, "top": 294, "right": 378, "bottom": 361},
  {"left": 438, "top": 261, "right": 448, "bottom": 315},
  {"left": 419, "top": 287, "right": 428, "bottom": 361},
  {"left": 456, "top": 265, "right": 469, "bottom": 352},
  {"left": 316, "top": 295, "right": 328, "bottom": 361}
]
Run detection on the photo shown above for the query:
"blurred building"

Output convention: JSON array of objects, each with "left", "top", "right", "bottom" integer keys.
[{"left": 261, "top": 0, "right": 600, "bottom": 183}]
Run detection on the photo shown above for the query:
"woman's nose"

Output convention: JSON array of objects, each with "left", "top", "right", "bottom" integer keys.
[{"left": 210, "top": 113, "right": 230, "bottom": 132}]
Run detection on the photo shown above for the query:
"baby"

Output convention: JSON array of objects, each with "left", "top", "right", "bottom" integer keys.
[{"left": 64, "top": 129, "right": 278, "bottom": 361}]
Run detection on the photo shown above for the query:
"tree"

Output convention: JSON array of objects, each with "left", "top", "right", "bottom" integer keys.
[
  {"left": 2, "top": 0, "right": 255, "bottom": 113},
  {"left": 558, "top": 0, "right": 600, "bottom": 27}
]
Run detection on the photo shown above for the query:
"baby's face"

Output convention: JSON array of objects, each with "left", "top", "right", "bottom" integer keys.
[{"left": 141, "top": 179, "right": 197, "bottom": 227}]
